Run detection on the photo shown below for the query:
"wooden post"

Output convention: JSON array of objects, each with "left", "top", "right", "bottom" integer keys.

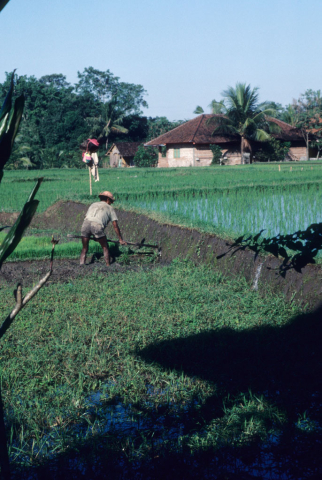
[{"left": 89, "top": 166, "right": 92, "bottom": 196}]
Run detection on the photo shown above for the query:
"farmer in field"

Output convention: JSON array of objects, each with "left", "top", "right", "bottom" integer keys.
[{"left": 80, "top": 191, "right": 126, "bottom": 266}]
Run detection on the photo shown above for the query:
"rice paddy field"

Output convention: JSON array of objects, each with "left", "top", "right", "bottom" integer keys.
[
  {"left": 1, "top": 162, "right": 322, "bottom": 243},
  {"left": 1, "top": 163, "right": 322, "bottom": 478}
]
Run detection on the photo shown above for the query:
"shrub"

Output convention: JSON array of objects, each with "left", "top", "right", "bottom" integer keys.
[
  {"left": 134, "top": 145, "right": 158, "bottom": 168},
  {"left": 254, "top": 138, "right": 291, "bottom": 162},
  {"left": 209, "top": 144, "right": 223, "bottom": 165}
]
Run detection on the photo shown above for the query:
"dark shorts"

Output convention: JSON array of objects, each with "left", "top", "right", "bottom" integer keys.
[{"left": 81, "top": 219, "right": 105, "bottom": 239}]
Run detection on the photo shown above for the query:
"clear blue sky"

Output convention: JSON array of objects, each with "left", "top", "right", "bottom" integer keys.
[{"left": 1, "top": 0, "right": 321, "bottom": 120}]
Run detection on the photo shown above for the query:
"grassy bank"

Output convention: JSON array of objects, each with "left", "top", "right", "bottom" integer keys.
[
  {"left": 0, "top": 261, "right": 321, "bottom": 477},
  {"left": 0, "top": 233, "right": 127, "bottom": 261}
]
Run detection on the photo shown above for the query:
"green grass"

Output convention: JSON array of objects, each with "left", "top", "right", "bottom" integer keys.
[
  {"left": 2, "top": 163, "right": 322, "bottom": 213},
  {"left": 0, "top": 233, "right": 120, "bottom": 261},
  {"left": 0, "top": 261, "right": 320, "bottom": 477}
]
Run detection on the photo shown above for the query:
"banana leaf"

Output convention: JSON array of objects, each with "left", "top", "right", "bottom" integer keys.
[
  {"left": 0, "top": 94, "right": 25, "bottom": 182},
  {"left": 0, "top": 71, "right": 14, "bottom": 123},
  {"left": 0, "top": 0, "right": 11, "bottom": 13},
  {"left": 0, "top": 178, "right": 43, "bottom": 269}
]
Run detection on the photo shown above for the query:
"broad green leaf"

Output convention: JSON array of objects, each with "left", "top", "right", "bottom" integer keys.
[
  {"left": 0, "top": 178, "right": 43, "bottom": 269},
  {"left": 0, "top": 71, "right": 14, "bottom": 122},
  {"left": 0, "top": 94, "right": 25, "bottom": 182},
  {"left": 0, "top": 0, "right": 10, "bottom": 12}
]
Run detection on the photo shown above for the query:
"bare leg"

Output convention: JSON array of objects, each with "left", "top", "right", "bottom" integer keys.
[
  {"left": 80, "top": 237, "right": 90, "bottom": 265},
  {"left": 97, "top": 236, "right": 110, "bottom": 266}
]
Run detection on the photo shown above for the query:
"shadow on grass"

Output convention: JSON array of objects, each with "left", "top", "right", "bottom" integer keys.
[
  {"left": 10, "top": 304, "right": 322, "bottom": 479},
  {"left": 88, "top": 243, "right": 122, "bottom": 265},
  {"left": 217, "top": 222, "right": 322, "bottom": 277}
]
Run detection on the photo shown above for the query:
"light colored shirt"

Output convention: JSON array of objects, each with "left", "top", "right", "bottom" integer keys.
[{"left": 85, "top": 202, "right": 118, "bottom": 228}]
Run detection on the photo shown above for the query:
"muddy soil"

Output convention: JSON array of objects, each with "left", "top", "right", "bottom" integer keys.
[{"left": 1, "top": 200, "right": 322, "bottom": 307}]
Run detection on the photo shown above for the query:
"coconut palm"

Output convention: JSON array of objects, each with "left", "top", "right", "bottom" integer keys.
[
  {"left": 208, "top": 83, "right": 279, "bottom": 162},
  {"left": 194, "top": 99, "right": 225, "bottom": 115},
  {"left": 86, "top": 96, "right": 129, "bottom": 150}
]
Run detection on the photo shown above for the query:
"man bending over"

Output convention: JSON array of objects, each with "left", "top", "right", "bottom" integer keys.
[{"left": 80, "top": 191, "right": 126, "bottom": 266}]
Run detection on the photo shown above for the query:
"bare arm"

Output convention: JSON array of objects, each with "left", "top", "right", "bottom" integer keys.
[{"left": 112, "top": 220, "right": 126, "bottom": 245}]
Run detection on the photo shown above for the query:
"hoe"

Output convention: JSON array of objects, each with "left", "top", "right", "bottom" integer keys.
[{"left": 67, "top": 234, "right": 161, "bottom": 255}]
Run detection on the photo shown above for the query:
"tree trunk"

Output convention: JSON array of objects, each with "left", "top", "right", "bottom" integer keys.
[
  {"left": 306, "top": 133, "right": 309, "bottom": 161},
  {"left": 241, "top": 137, "right": 244, "bottom": 164}
]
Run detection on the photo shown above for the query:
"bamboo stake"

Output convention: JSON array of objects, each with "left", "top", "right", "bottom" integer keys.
[{"left": 89, "top": 167, "right": 92, "bottom": 196}]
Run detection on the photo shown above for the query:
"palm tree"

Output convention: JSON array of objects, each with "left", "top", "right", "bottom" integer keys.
[
  {"left": 207, "top": 83, "right": 279, "bottom": 162},
  {"left": 86, "top": 96, "right": 129, "bottom": 150},
  {"left": 99, "top": 97, "right": 129, "bottom": 149},
  {"left": 194, "top": 99, "right": 225, "bottom": 115}
]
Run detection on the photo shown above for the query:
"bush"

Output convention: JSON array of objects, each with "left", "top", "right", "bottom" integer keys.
[
  {"left": 209, "top": 144, "right": 223, "bottom": 165},
  {"left": 134, "top": 145, "right": 158, "bottom": 168},
  {"left": 254, "top": 138, "right": 291, "bottom": 162}
]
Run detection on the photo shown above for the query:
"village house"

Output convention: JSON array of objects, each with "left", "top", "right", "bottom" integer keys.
[
  {"left": 107, "top": 142, "right": 141, "bottom": 168},
  {"left": 144, "top": 114, "right": 307, "bottom": 167}
]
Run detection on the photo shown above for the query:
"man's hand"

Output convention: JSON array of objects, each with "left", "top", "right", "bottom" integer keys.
[{"left": 112, "top": 221, "right": 126, "bottom": 245}]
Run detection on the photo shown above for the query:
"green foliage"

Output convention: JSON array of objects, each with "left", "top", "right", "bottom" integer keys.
[
  {"left": 0, "top": 179, "right": 42, "bottom": 268},
  {"left": 134, "top": 145, "right": 158, "bottom": 168},
  {"left": 209, "top": 144, "right": 222, "bottom": 165},
  {"left": 254, "top": 138, "right": 291, "bottom": 162},
  {"left": 207, "top": 83, "right": 279, "bottom": 156},
  {"left": 0, "top": 73, "right": 25, "bottom": 181},
  {"left": 0, "top": 68, "right": 149, "bottom": 169},
  {"left": 146, "top": 117, "right": 185, "bottom": 141},
  {"left": 0, "top": 261, "right": 303, "bottom": 471}
]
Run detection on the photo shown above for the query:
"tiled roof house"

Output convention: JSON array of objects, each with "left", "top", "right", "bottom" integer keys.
[
  {"left": 145, "top": 114, "right": 307, "bottom": 167},
  {"left": 107, "top": 142, "right": 142, "bottom": 167}
]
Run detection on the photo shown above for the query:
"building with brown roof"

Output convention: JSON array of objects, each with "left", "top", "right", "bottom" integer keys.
[
  {"left": 145, "top": 114, "right": 307, "bottom": 167},
  {"left": 107, "top": 142, "right": 142, "bottom": 167}
]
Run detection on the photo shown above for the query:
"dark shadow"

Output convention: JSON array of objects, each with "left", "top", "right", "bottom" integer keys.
[
  {"left": 88, "top": 244, "right": 122, "bottom": 264},
  {"left": 9, "top": 304, "right": 322, "bottom": 479},
  {"left": 217, "top": 223, "right": 322, "bottom": 277},
  {"left": 136, "top": 303, "right": 322, "bottom": 478}
]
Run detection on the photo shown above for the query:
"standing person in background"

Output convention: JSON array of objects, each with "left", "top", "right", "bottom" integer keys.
[
  {"left": 80, "top": 191, "right": 126, "bottom": 267},
  {"left": 81, "top": 139, "right": 100, "bottom": 182}
]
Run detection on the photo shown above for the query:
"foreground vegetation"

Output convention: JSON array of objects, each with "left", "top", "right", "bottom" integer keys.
[{"left": 0, "top": 260, "right": 320, "bottom": 478}]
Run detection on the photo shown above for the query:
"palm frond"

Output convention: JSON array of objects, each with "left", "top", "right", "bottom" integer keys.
[
  {"left": 111, "top": 125, "right": 128, "bottom": 134},
  {"left": 209, "top": 100, "right": 226, "bottom": 114},
  {"left": 254, "top": 129, "right": 271, "bottom": 142},
  {"left": 194, "top": 106, "right": 204, "bottom": 114}
]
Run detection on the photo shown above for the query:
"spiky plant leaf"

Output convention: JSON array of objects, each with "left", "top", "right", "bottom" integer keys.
[
  {"left": 0, "top": 178, "right": 43, "bottom": 269},
  {"left": 0, "top": 94, "right": 25, "bottom": 182},
  {"left": 0, "top": 72, "right": 14, "bottom": 123},
  {"left": 0, "top": 0, "right": 11, "bottom": 12}
]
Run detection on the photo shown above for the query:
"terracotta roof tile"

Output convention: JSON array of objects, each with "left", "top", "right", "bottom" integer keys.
[{"left": 145, "top": 114, "right": 303, "bottom": 146}]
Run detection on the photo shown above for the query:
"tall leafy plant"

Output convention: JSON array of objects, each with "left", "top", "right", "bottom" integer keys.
[
  {"left": 0, "top": 73, "right": 58, "bottom": 479},
  {"left": 206, "top": 83, "right": 280, "bottom": 162}
]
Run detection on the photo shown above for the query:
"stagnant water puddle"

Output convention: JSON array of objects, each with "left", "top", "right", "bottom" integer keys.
[{"left": 10, "top": 384, "right": 322, "bottom": 479}]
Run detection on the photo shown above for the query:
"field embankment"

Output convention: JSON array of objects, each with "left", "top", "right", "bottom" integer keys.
[{"left": 1, "top": 199, "right": 321, "bottom": 308}]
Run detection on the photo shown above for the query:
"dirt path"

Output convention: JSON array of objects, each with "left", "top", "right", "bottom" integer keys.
[{"left": 0, "top": 258, "right": 128, "bottom": 287}]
